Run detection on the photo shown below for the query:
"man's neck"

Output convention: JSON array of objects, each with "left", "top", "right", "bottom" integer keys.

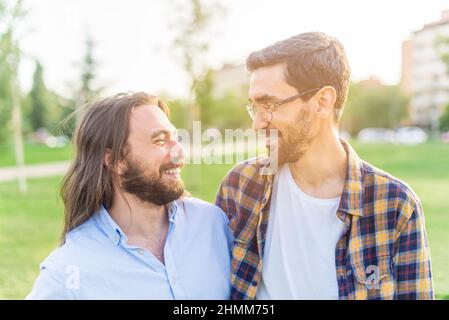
[
  {"left": 108, "top": 191, "right": 169, "bottom": 243},
  {"left": 288, "top": 128, "right": 347, "bottom": 199}
]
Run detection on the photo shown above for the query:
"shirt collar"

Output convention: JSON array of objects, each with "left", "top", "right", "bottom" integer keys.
[
  {"left": 94, "top": 201, "right": 179, "bottom": 246},
  {"left": 166, "top": 201, "right": 178, "bottom": 223},
  {"left": 338, "top": 139, "right": 365, "bottom": 217},
  {"left": 94, "top": 206, "right": 127, "bottom": 245}
]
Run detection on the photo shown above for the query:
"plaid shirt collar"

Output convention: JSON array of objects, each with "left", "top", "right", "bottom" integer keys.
[{"left": 337, "top": 139, "right": 365, "bottom": 217}]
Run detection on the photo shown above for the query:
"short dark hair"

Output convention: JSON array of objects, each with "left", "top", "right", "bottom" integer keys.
[{"left": 246, "top": 32, "right": 351, "bottom": 120}]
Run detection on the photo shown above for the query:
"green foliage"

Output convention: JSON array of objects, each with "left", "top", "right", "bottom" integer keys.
[
  {"left": 27, "top": 61, "right": 49, "bottom": 131},
  {"left": 203, "top": 89, "right": 251, "bottom": 130},
  {"left": 0, "top": 38, "right": 13, "bottom": 142},
  {"left": 439, "top": 103, "right": 449, "bottom": 132},
  {"left": 20, "top": 61, "right": 76, "bottom": 138},
  {"left": 0, "top": 28, "right": 14, "bottom": 142},
  {"left": 195, "top": 69, "right": 215, "bottom": 125},
  {"left": 436, "top": 36, "right": 449, "bottom": 132},
  {"left": 197, "top": 69, "right": 251, "bottom": 129},
  {"left": 166, "top": 69, "right": 251, "bottom": 131},
  {"left": 0, "top": 0, "right": 25, "bottom": 143},
  {"left": 165, "top": 98, "right": 190, "bottom": 130},
  {"left": 341, "top": 82, "right": 409, "bottom": 136},
  {"left": 170, "top": 0, "right": 226, "bottom": 129},
  {"left": 78, "top": 35, "right": 102, "bottom": 104}
]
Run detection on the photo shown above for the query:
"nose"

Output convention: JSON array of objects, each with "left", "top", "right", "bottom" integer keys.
[
  {"left": 169, "top": 139, "right": 185, "bottom": 165},
  {"left": 252, "top": 112, "right": 271, "bottom": 131}
]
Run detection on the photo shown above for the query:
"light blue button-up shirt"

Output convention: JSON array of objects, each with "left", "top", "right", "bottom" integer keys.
[{"left": 27, "top": 197, "right": 232, "bottom": 299}]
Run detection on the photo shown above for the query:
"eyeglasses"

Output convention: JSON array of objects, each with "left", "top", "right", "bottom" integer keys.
[{"left": 246, "top": 87, "right": 321, "bottom": 121}]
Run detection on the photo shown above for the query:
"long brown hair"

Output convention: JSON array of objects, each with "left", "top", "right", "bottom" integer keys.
[{"left": 60, "top": 92, "right": 169, "bottom": 243}]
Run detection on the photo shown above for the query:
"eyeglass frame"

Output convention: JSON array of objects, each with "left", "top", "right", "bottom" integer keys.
[{"left": 246, "top": 87, "right": 322, "bottom": 121}]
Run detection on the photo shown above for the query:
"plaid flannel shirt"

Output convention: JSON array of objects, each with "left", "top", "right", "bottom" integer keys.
[{"left": 216, "top": 140, "right": 434, "bottom": 300}]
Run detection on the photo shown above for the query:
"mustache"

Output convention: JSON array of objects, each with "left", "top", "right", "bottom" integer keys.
[
  {"left": 260, "top": 128, "right": 283, "bottom": 139},
  {"left": 159, "top": 161, "right": 184, "bottom": 173}
]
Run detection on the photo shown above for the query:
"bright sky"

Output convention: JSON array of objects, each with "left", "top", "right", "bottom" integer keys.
[{"left": 18, "top": 0, "right": 449, "bottom": 99}]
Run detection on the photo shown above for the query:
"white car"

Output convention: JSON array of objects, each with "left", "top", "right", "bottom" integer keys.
[
  {"left": 357, "top": 128, "right": 396, "bottom": 144},
  {"left": 395, "top": 127, "right": 428, "bottom": 145}
]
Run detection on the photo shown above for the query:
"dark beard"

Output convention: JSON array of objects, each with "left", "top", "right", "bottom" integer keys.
[
  {"left": 269, "top": 109, "right": 314, "bottom": 165},
  {"left": 121, "top": 158, "right": 185, "bottom": 206}
]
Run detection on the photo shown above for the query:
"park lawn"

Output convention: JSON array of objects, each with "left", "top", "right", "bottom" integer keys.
[
  {"left": 0, "top": 143, "right": 73, "bottom": 167},
  {"left": 0, "top": 142, "right": 448, "bottom": 299}
]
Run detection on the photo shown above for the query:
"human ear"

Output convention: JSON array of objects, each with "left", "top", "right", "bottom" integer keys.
[
  {"left": 316, "top": 86, "right": 337, "bottom": 119},
  {"left": 104, "top": 149, "right": 126, "bottom": 175}
]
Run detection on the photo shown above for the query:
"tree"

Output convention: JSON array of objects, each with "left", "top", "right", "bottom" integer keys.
[
  {"left": 169, "top": 0, "right": 226, "bottom": 131},
  {"left": 24, "top": 60, "right": 69, "bottom": 135},
  {"left": 0, "top": 0, "right": 27, "bottom": 193},
  {"left": 341, "top": 82, "right": 409, "bottom": 136},
  {"left": 62, "top": 34, "right": 102, "bottom": 134},
  {"left": 195, "top": 69, "right": 215, "bottom": 126},
  {"left": 436, "top": 36, "right": 449, "bottom": 133},
  {"left": 28, "top": 61, "right": 49, "bottom": 131},
  {"left": 78, "top": 35, "right": 101, "bottom": 105},
  {"left": 0, "top": 1, "right": 15, "bottom": 142},
  {"left": 439, "top": 103, "right": 449, "bottom": 132},
  {"left": 194, "top": 68, "right": 250, "bottom": 130},
  {"left": 167, "top": 66, "right": 251, "bottom": 131}
]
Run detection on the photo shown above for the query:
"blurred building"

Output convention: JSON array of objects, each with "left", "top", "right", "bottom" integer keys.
[
  {"left": 359, "top": 76, "right": 383, "bottom": 88},
  {"left": 212, "top": 64, "right": 249, "bottom": 97},
  {"left": 401, "top": 10, "right": 449, "bottom": 128}
]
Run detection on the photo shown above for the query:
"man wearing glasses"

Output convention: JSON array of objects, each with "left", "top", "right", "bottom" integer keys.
[{"left": 216, "top": 32, "right": 433, "bottom": 300}]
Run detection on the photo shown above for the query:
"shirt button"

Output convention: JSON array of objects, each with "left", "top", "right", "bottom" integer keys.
[
  {"left": 138, "top": 249, "right": 145, "bottom": 255},
  {"left": 113, "top": 235, "right": 119, "bottom": 243}
]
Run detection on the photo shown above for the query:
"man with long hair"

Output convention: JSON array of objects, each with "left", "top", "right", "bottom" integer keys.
[
  {"left": 216, "top": 32, "right": 433, "bottom": 300},
  {"left": 27, "top": 92, "right": 231, "bottom": 299}
]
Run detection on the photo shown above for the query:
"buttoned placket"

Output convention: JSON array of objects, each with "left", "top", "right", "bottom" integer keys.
[{"left": 118, "top": 203, "right": 187, "bottom": 299}]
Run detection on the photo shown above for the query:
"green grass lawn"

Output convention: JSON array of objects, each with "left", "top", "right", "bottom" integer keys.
[
  {"left": 0, "top": 142, "right": 448, "bottom": 299},
  {"left": 0, "top": 143, "right": 73, "bottom": 167}
]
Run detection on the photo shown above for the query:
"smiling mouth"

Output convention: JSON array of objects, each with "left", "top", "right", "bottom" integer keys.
[
  {"left": 161, "top": 165, "right": 183, "bottom": 180},
  {"left": 164, "top": 167, "right": 181, "bottom": 175}
]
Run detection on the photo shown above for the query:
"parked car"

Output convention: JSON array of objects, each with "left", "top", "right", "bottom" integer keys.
[
  {"left": 357, "top": 128, "right": 396, "bottom": 144},
  {"left": 395, "top": 127, "right": 428, "bottom": 145}
]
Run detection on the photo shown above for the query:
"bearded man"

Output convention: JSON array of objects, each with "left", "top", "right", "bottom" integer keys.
[
  {"left": 216, "top": 32, "right": 433, "bottom": 300},
  {"left": 28, "top": 92, "right": 231, "bottom": 299}
]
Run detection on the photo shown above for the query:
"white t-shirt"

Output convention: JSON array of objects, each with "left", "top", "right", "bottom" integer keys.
[{"left": 256, "top": 164, "right": 347, "bottom": 300}]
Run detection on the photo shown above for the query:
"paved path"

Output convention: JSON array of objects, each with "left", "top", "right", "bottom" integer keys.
[{"left": 0, "top": 161, "right": 71, "bottom": 183}]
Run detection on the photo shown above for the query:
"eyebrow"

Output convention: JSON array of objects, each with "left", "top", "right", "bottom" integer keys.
[
  {"left": 151, "top": 129, "right": 177, "bottom": 139},
  {"left": 248, "top": 94, "right": 280, "bottom": 103}
]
